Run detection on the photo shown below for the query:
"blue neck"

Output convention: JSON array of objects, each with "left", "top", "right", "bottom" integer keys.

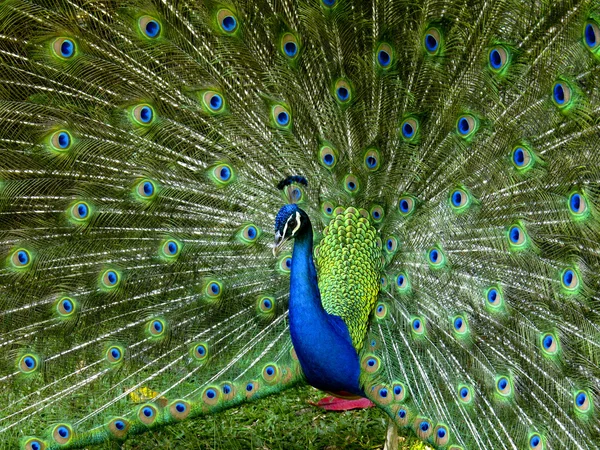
[{"left": 288, "top": 221, "right": 363, "bottom": 397}]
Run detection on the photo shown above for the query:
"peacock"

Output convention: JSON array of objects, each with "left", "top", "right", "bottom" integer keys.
[{"left": 1, "top": 0, "right": 600, "bottom": 448}]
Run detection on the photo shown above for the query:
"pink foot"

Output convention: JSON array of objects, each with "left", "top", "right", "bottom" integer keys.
[{"left": 310, "top": 396, "right": 375, "bottom": 411}]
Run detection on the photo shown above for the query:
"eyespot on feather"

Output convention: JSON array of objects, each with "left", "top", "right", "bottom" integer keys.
[
  {"left": 23, "top": 438, "right": 46, "bottom": 450},
  {"left": 257, "top": 296, "right": 275, "bottom": 315},
  {"left": 552, "top": 81, "right": 572, "bottom": 108},
  {"left": 169, "top": 400, "right": 191, "bottom": 420},
  {"left": 561, "top": 267, "right": 580, "bottom": 293},
  {"left": 138, "top": 404, "right": 158, "bottom": 425},
  {"left": 376, "top": 43, "right": 393, "bottom": 68},
  {"left": 262, "top": 364, "right": 279, "bottom": 384},
  {"left": 107, "top": 418, "right": 130, "bottom": 439},
  {"left": 434, "top": 424, "right": 450, "bottom": 446},
  {"left": 411, "top": 317, "right": 425, "bottom": 335},
  {"left": 101, "top": 269, "right": 120, "bottom": 289},
  {"left": 398, "top": 195, "right": 415, "bottom": 216},
  {"left": 52, "top": 425, "right": 72, "bottom": 445},
  {"left": 488, "top": 46, "right": 509, "bottom": 72},
  {"left": 370, "top": 205, "right": 384, "bottom": 223},
  {"left": 364, "top": 148, "right": 381, "bottom": 171},
  {"left": 512, "top": 145, "right": 535, "bottom": 171},
  {"left": 321, "top": 201, "right": 335, "bottom": 218},
  {"left": 138, "top": 16, "right": 161, "bottom": 38},
  {"left": 11, "top": 248, "right": 32, "bottom": 269},
  {"left": 191, "top": 343, "right": 208, "bottom": 361},
  {"left": 18, "top": 354, "right": 39, "bottom": 374},
  {"left": 415, "top": 418, "right": 433, "bottom": 440},
  {"left": 147, "top": 319, "right": 166, "bottom": 338},
  {"left": 135, "top": 179, "right": 157, "bottom": 200},
  {"left": 217, "top": 9, "right": 238, "bottom": 34},
  {"left": 361, "top": 355, "right": 381, "bottom": 373},
  {"left": 281, "top": 33, "right": 300, "bottom": 59},
  {"left": 452, "top": 315, "right": 468, "bottom": 336},
  {"left": 319, "top": 145, "right": 337, "bottom": 169},
  {"left": 272, "top": 105, "right": 291, "bottom": 129},
  {"left": 131, "top": 104, "right": 155, "bottom": 125},
  {"left": 396, "top": 272, "right": 410, "bottom": 292},
  {"left": 540, "top": 332, "right": 559, "bottom": 356},
  {"left": 220, "top": 382, "right": 236, "bottom": 401},
  {"left": 49, "top": 130, "right": 72, "bottom": 152},
  {"left": 449, "top": 188, "right": 471, "bottom": 211},
  {"left": 385, "top": 236, "right": 398, "bottom": 254},
  {"left": 495, "top": 376, "right": 512, "bottom": 398},
  {"left": 160, "top": 239, "right": 181, "bottom": 259},
  {"left": 423, "top": 28, "right": 441, "bottom": 55},
  {"left": 69, "top": 201, "right": 91, "bottom": 222},
  {"left": 277, "top": 253, "right": 292, "bottom": 274},
  {"left": 209, "top": 163, "right": 234, "bottom": 186},
  {"left": 201, "top": 90, "right": 226, "bottom": 113},
  {"left": 485, "top": 286, "right": 504, "bottom": 311},
  {"left": 343, "top": 174, "right": 360, "bottom": 194},
  {"left": 456, "top": 114, "right": 478, "bottom": 138},
  {"left": 244, "top": 381, "right": 259, "bottom": 398},
  {"left": 105, "top": 345, "right": 124, "bottom": 364},
  {"left": 392, "top": 382, "right": 407, "bottom": 401},
  {"left": 374, "top": 302, "right": 388, "bottom": 319},
  {"left": 400, "top": 118, "right": 419, "bottom": 141},
  {"left": 584, "top": 20, "right": 600, "bottom": 52},
  {"left": 427, "top": 246, "right": 445, "bottom": 268},
  {"left": 204, "top": 280, "right": 222, "bottom": 300},
  {"left": 334, "top": 79, "right": 352, "bottom": 104},
  {"left": 507, "top": 223, "right": 528, "bottom": 249},
  {"left": 56, "top": 297, "right": 76, "bottom": 318},
  {"left": 529, "top": 433, "right": 544, "bottom": 450},
  {"left": 458, "top": 385, "right": 473, "bottom": 404},
  {"left": 574, "top": 390, "right": 592, "bottom": 414},
  {"left": 52, "top": 38, "right": 76, "bottom": 59}
]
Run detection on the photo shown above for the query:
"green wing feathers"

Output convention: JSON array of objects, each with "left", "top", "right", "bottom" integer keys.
[
  {"left": 0, "top": 0, "right": 600, "bottom": 449},
  {"left": 315, "top": 206, "right": 382, "bottom": 350}
]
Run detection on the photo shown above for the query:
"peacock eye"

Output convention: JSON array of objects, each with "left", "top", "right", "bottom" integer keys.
[
  {"left": 131, "top": 104, "right": 154, "bottom": 125},
  {"left": 50, "top": 130, "right": 72, "bottom": 151},
  {"left": 488, "top": 46, "right": 509, "bottom": 72},
  {"left": 401, "top": 118, "right": 419, "bottom": 141},
  {"left": 200, "top": 90, "right": 226, "bottom": 113},
  {"left": 449, "top": 188, "right": 471, "bottom": 211},
  {"left": 364, "top": 148, "right": 381, "bottom": 171},
  {"left": 584, "top": 20, "right": 600, "bottom": 52},
  {"left": 281, "top": 33, "right": 300, "bottom": 59},
  {"left": 272, "top": 105, "right": 291, "bottom": 129},
  {"left": 334, "top": 79, "right": 352, "bottom": 104},
  {"left": 53, "top": 37, "right": 76, "bottom": 59},
  {"left": 319, "top": 145, "right": 337, "bottom": 169},
  {"left": 376, "top": 43, "right": 393, "bottom": 68},
  {"left": 512, "top": 145, "right": 534, "bottom": 171},
  {"left": 457, "top": 114, "right": 478, "bottom": 138},
  {"left": 343, "top": 174, "right": 360, "bottom": 194},
  {"left": 424, "top": 28, "right": 441, "bottom": 54},
  {"left": 508, "top": 223, "right": 527, "bottom": 249},
  {"left": 210, "top": 163, "right": 234, "bottom": 186},
  {"left": 217, "top": 9, "right": 238, "bottom": 34},
  {"left": 139, "top": 16, "right": 161, "bottom": 38}
]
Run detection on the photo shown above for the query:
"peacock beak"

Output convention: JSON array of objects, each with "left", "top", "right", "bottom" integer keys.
[{"left": 273, "top": 231, "right": 288, "bottom": 257}]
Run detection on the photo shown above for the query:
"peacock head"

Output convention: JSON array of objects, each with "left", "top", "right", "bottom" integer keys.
[{"left": 273, "top": 204, "right": 309, "bottom": 256}]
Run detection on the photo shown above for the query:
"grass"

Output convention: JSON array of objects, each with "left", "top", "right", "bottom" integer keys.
[{"left": 103, "top": 386, "right": 429, "bottom": 450}]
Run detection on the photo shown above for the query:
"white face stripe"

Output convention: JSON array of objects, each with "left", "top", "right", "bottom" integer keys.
[
  {"left": 291, "top": 211, "right": 302, "bottom": 236},
  {"left": 281, "top": 211, "right": 302, "bottom": 240}
]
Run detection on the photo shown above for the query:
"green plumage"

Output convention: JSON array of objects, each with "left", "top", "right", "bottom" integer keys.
[
  {"left": 315, "top": 206, "right": 382, "bottom": 350},
  {"left": 0, "top": 0, "right": 599, "bottom": 449}
]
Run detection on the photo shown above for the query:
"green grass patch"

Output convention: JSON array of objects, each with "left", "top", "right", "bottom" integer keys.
[{"left": 105, "top": 386, "right": 428, "bottom": 449}]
